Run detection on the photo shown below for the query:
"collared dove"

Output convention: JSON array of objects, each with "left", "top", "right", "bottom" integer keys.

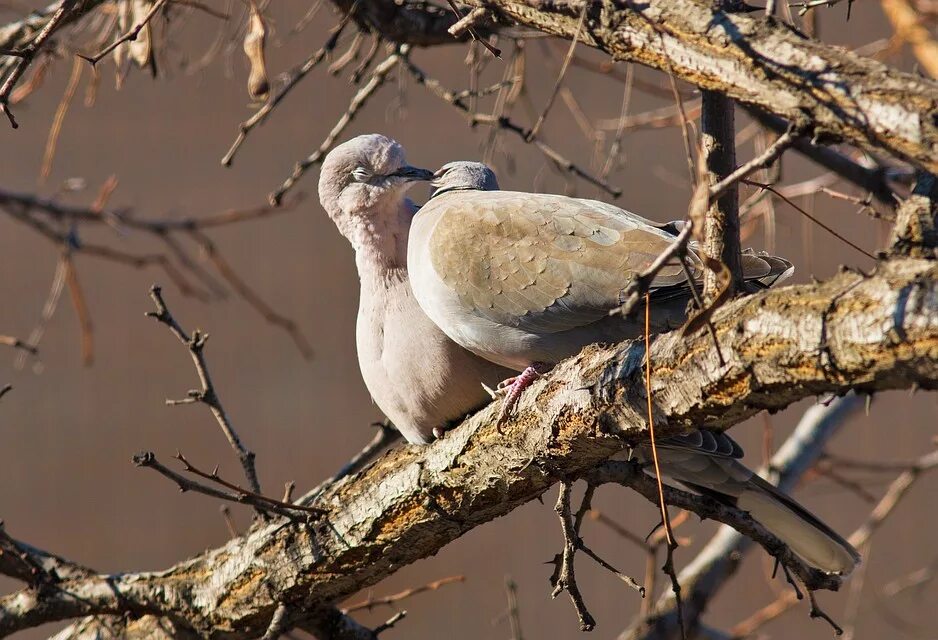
[
  {"left": 410, "top": 162, "right": 858, "bottom": 574},
  {"left": 318, "top": 137, "right": 514, "bottom": 445}
]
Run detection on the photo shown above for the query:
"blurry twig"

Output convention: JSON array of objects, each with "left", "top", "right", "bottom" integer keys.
[
  {"left": 270, "top": 46, "right": 405, "bottom": 206},
  {"left": 402, "top": 57, "right": 622, "bottom": 198},
  {"left": 39, "top": 55, "right": 82, "bottom": 182},
  {"left": 504, "top": 577, "right": 523, "bottom": 640},
  {"left": 731, "top": 448, "right": 938, "bottom": 636},
  {"left": 76, "top": 0, "right": 168, "bottom": 66},
  {"left": 343, "top": 575, "right": 465, "bottom": 612},
  {"left": 0, "top": 185, "right": 311, "bottom": 357},
  {"left": 0, "top": 0, "right": 80, "bottom": 128},
  {"left": 526, "top": 3, "right": 585, "bottom": 141},
  {"left": 0, "top": 335, "right": 37, "bottom": 356},
  {"left": 188, "top": 230, "right": 313, "bottom": 359},
  {"left": 222, "top": 6, "right": 359, "bottom": 166}
]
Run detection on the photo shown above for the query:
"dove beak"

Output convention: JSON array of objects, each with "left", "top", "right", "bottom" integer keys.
[{"left": 389, "top": 165, "right": 435, "bottom": 182}]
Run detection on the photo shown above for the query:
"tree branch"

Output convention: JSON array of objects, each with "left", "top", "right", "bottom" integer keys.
[
  {"left": 2, "top": 256, "right": 937, "bottom": 637},
  {"left": 461, "top": 0, "right": 938, "bottom": 173},
  {"left": 890, "top": 171, "right": 938, "bottom": 258},
  {"left": 701, "top": 90, "right": 743, "bottom": 299}
]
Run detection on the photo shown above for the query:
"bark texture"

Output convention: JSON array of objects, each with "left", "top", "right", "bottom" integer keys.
[
  {"left": 464, "top": 0, "right": 938, "bottom": 173},
  {"left": 4, "top": 257, "right": 938, "bottom": 639}
]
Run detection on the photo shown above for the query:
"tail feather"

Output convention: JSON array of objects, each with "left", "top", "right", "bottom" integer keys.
[{"left": 740, "top": 475, "right": 860, "bottom": 574}]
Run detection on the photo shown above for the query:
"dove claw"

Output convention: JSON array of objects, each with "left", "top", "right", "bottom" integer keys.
[{"left": 496, "top": 362, "right": 551, "bottom": 423}]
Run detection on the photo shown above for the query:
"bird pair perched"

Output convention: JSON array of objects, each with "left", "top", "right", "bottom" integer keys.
[{"left": 318, "top": 133, "right": 860, "bottom": 576}]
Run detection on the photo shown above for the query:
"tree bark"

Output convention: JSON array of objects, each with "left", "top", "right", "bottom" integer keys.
[
  {"left": 4, "top": 257, "right": 938, "bottom": 639},
  {"left": 463, "top": 0, "right": 938, "bottom": 173}
]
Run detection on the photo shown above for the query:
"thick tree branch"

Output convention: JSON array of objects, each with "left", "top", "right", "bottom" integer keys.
[
  {"left": 462, "top": 0, "right": 938, "bottom": 173},
  {"left": 2, "top": 256, "right": 938, "bottom": 637}
]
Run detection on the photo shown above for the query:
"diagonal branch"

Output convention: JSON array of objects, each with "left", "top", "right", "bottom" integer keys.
[
  {"left": 464, "top": 0, "right": 938, "bottom": 173},
  {"left": 3, "top": 256, "right": 938, "bottom": 637}
]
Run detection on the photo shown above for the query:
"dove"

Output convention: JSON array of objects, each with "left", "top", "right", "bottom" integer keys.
[
  {"left": 409, "top": 161, "right": 858, "bottom": 574},
  {"left": 318, "top": 138, "right": 513, "bottom": 445}
]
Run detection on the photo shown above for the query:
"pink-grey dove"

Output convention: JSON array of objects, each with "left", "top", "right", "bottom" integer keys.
[
  {"left": 318, "top": 137, "right": 513, "bottom": 445},
  {"left": 408, "top": 161, "right": 858, "bottom": 574}
]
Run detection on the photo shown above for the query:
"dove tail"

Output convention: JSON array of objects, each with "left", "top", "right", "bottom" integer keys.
[{"left": 738, "top": 474, "right": 860, "bottom": 575}]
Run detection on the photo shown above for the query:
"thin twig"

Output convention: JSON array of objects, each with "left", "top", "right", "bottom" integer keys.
[
  {"left": 145, "top": 285, "right": 263, "bottom": 496},
  {"left": 77, "top": 0, "right": 168, "bottom": 66},
  {"left": 270, "top": 47, "right": 405, "bottom": 206},
  {"left": 402, "top": 57, "right": 622, "bottom": 198},
  {"left": 708, "top": 122, "right": 803, "bottom": 203},
  {"left": 221, "top": 7, "right": 358, "bottom": 166},
  {"left": 132, "top": 451, "right": 323, "bottom": 519},
  {"left": 444, "top": 0, "right": 499, "bottom": 57},
  {"left": 173, "top": 451, "right": 327, "bottom": 516},
  {"left": 343, "top": 575, "right": 465, "bottom": 612},
  {"left": 0, "top": 0, "right": 80, "bottom": 128},
  {"left": 644, "top": 290, "right": 686, "bottom": 640},
  {"left": 373, "top": 610, "right": 406, "bottom": 635},
  {"left": 613, "top": 221, "right": 693, "bottom": 317},
  {"left": 550, "top": 481, "right": 596, "bottom": 631},
  {"left": 526, "top": 3, "right": 586, "bottom": 142},
  {"left": 743, "top": 180, "right": 876, "bottom": 259}
]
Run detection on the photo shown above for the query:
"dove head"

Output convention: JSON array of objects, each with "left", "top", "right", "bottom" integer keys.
[
  {"left": 319, "top": 134, "right": 433, "bottom": 267},
  {"left": 429, "top": 161, "right": 500, "bottom": 198}
]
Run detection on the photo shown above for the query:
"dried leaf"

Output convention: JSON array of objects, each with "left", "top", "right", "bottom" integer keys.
[
  {"left": 113, "top": 1, "right": 131, "bottom": 89},
  {"left": 129, "top": 0, "right": 155, "bottom": 70},
  {"left": 243, "top": 1, "right": 269, "bottom": 100},
  {"left": 682, "top": 256, "right": 731, "bottom": 337}
]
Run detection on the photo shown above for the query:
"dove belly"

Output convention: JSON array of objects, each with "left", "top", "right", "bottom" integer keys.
[{"left": 356, "top": 274, "right": 512, "bottom": 444}]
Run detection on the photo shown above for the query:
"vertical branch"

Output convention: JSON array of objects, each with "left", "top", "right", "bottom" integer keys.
[
  {"left": 889, "top": 171, "right": 938, "bottom": 258},
  {"left": 700, "top": 91, "right": 741, "bottom": 301}
]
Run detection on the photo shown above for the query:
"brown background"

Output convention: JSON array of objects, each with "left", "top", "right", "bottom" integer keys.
[{"left": 2, "top": 3, "right": 937, "bottom": 638}]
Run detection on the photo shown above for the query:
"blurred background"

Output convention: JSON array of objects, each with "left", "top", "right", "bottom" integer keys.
[{"left": 2, "top": 2, "right": 937, "bottom": 638}]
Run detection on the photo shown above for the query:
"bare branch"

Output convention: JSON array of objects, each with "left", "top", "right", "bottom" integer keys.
[
  {"left": 146, "top": 285, "right": 262, "bottom": 495},
  {"left": 76, "top": 0, "right": 168, "bottom": 66},
  {"left": 0, "top": 0, "right": 81, "bottom": 128},
  {"left": 270, "top": 47, "right": 406, "bottom": 206}
]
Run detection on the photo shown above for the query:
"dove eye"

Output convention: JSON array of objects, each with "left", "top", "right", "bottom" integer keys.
[{"left": 351, "top": 167, "right": 373, "bottom": 182}]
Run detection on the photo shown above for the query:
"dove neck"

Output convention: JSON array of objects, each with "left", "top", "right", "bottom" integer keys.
[{"left": 349, "top": 198, "right": 413, "bottom": 275}]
